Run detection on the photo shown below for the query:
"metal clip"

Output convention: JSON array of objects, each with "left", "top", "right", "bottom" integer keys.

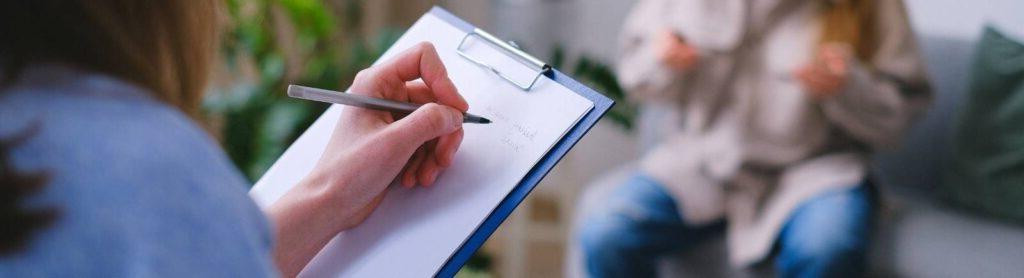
[{"left": 456, "top": 28, "right": 552, "bottom": 91}]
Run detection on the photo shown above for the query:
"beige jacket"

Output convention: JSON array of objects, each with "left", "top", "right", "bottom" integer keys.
[{"left": 618, "top": 0, "right": 931, "bottom": 266}]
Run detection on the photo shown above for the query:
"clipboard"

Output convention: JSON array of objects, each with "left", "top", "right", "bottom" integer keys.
[
  {"left": 427, "top": 7, "right": 614, "bottom": 277},
  {"left": 250, "top": 6, "right": 613, "bottom": 277}
]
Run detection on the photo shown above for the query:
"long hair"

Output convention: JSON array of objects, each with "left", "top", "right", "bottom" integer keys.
[
  {"left": 0, "top": 126, "right": 55, "bottom": 255},
  {"left": 819, "top": 0, "right": 878, "bottom": 62},
  {"left": 0, "top": 1, "right": 221, "bottom": 117},
  {"left": 0, "top": 0, "right": 221, "bottom": 254}
]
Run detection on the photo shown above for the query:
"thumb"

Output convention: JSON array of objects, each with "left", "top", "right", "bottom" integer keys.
[{"left": 387, "top": 103, "right": 463, "bottom": 145}]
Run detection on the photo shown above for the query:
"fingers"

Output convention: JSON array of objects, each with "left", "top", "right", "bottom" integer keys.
[
  {"left": 822, "top": 53, "right": 848, "bottom": 77},
  {"left": 657, "top": 31, "right": 678, "bottom": 64},
  {"left": 386, "top": 102, "right": 463, "bottom": 149},
  {"left": 418, "top": 157, "right": 440, "bottom": 186},
  {"left": 664, "top": 48, "right": 698, "bottom": 71},
  {"left": 434, "top": 128, "right": 463, "bottom": 167},
  {"left": 797, "top": 67, "right": 828, "bottom": 91},
  {"left": 818, "top": 43, "right": 850, "bottom": 77},
  {"left": 417, "top": 140, "right": 441, "bottom": 186},
  {"left": 377, "top": 42, "right": 468, "bottom": 111},
  {"left": 404, "top": 81, "right": 436, "bottom": 105},
  {"left": 399, "top": 134, "right": 460, "bottom": 187},
  {"left": 409, "top": 130, "right": 461, "bottom": 187},
  {"left": 394, "top": 82, "right": 464, "bottom": 187},
  {"left": 677, "top": 46, "right": 699, "bottom": 67},
  {"left": 656, "top": 30, "right": 674, "bottom": 53},
  {"left": 658, "top": 30, "right": 698, "bottom": 72},
  {"left": 348, "top": 44, "right": 471, "bottom": 189},
  {"left": 660, "top": 29, "right": 685, "bottom": 43},
  {"left": 799, "top": 44, "right": 851, "bottom": 94},
  {"left": 795, "top": 66, "right": 842, "bottom": 98},
  {"left": 402, "top": 147, "right": 427, "bottom": 187},
  {"left": 821, "top": 43, "right": 853, "bottom": 59},
  {"left": 810, "top": 62, "right": 845, "bottom": 89}
]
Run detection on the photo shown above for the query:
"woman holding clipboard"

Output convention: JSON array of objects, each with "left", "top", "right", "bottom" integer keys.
[{"left": 0, "top": 1, "right": 466, "bottom": 277}]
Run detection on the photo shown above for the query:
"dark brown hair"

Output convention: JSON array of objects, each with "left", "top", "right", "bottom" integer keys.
[
  {"left": 0, "top": 0, "right": 221, "bottom": 254},
  {"left": 0, "top": 126, "right": 55, "bottom": 255}
]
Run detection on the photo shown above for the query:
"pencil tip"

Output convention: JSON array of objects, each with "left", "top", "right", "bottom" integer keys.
[{"left": 480, "top": 118, "right": 491, "bottom": 124}]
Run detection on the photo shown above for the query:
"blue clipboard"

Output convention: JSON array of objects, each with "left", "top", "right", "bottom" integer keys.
[{"left": 428, "top": 6, "right": 615, "bottom": 277}]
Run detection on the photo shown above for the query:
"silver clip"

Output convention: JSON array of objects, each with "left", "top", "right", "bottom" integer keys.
[{"left": 456, "top": 28, "right": 552, "bottom": 91}]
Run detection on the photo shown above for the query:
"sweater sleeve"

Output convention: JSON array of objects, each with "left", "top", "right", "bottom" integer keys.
[
  {"left": 820, "top": 0, "right": 933, "bottom": 150},
  {"left": 616, "top": 0, "right": 692, "bottom": 103}
]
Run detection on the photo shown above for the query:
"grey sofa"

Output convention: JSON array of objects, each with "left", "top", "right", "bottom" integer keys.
[{"left": 566, "top": 34, "right": 1024, "bottom": 277}]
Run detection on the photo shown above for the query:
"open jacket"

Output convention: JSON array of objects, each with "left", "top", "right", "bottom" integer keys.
[{"left": 618, "top": 0, "right": 931, "bottom": 266}]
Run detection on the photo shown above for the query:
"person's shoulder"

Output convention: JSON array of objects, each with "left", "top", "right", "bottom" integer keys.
[
  {"left": 0, "top": 66, "right": 275, "bottom": 276},
  {"left": 1, "top": 64, "right": 262, "bottom": 220},
  {"left": 1, "top": 65, "right": 239, "bottom": 187}
]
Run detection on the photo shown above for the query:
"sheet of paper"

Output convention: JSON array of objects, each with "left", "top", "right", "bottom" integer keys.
[{"left": 249, "top": 13, "right": 594, "bottom": 277}]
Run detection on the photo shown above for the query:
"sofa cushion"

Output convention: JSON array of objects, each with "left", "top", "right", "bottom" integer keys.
[{"left": 944, "top": 25, "right": 1024, "bottom": 222}]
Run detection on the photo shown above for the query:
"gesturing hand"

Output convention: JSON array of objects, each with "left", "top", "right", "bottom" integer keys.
[
  {"left": 795, "top": 43, "right": 852, "bottom": 100},
  {"left": 268, "top": 42, "right": 469, "bottom": 277},
  {"left": 657, "top": 29, "right": 699, "bottom": 72}
]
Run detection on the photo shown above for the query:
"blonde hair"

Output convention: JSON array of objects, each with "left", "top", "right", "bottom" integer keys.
[
  {"left": 819, "top": 0, "right": 878, "bottom": 62},
  {"left": 0, "top": 1, "right": 222, "bottom": 117}
]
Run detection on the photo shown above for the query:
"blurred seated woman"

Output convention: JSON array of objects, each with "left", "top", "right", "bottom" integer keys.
[
  {"left": 0, "top": 1, "right": 467, "bottom": 276},
  {"left": 577, "top": 0, "right": 931, "bottom": 277}
]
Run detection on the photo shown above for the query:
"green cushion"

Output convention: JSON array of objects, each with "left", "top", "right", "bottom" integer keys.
[{"left": 944, "top": 25, "right": 1024, "bottom": 222}]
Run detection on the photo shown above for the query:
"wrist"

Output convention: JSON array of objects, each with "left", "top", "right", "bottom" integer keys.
[
  {"left": 295, "top": 170, "right": 357, "bottom": 231},
  {"left": 266, "top": 174, "right": 350, "bottom": 276}
]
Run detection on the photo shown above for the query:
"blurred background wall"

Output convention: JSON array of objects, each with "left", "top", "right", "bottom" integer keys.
[{"left": 478, "top": 0, "right": 1024, "bottom": 65}]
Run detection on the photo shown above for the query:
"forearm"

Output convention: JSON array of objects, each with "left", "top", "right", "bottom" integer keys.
[
  {"left": 617, "top": 37, "right": 693, "bottom": 102},
  {"left": 820, "top": 61, "right": 930, "bottom": 149},
  {"left": 617, "top": 1, "right": 692, "bottom": 102},
  {"left": 266, "top": 177, "right": 342, "bottom": 277},
  {"left": 818, "top": 0, "right": 932, "bottom": 149}
]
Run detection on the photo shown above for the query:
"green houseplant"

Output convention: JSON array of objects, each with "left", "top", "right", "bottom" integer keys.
[
  {"left": 207, "top": 0, "right": 401, "bottom": 180},
  {"left": 550, "top": 46, "right": 637, "bottom": 130}
]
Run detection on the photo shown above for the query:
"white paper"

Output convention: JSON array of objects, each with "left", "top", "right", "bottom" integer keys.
[{"left": 249, "top": 13, "right": 594, "bottom": 277}]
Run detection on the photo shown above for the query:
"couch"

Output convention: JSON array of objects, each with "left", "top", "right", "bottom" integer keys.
[{"left": 565, "top": 34, "right": 1024, "bottom": 277}]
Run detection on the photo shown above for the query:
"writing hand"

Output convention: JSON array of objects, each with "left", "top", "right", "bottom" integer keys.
[{"left": 268, "top": 42, "right": 468, "bottom": 276}]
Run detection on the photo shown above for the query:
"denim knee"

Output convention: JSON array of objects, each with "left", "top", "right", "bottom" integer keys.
[
  {"left": 775, "top": 186, "right": 872, "bottom": 278},
  {"left": 776, "top": 239, "right": 867, "bottom": 278},
  {"left": 577, "top": 173, "right": 687, "bottom": 277},
  {"left": 581, "top": 213, "right": 643, "bottom": 276}
]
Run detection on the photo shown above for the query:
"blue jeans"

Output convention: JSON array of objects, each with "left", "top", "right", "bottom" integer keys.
[{"left": 579, "top": 174, "right": 874, "bottom": 278}]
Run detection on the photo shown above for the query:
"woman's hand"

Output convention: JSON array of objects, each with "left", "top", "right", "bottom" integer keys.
[
  {"left": 267, "top": 42, "right": 468, "bottom": 277},
  {"left": 795, "top": 43, "right": 852, "bottom": 100},
  {"left": 312, "top": 41, "right": 468, "bottom": 228},
  {"left": 657, "top": 29, "right": 699, "bottom": 72}
]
